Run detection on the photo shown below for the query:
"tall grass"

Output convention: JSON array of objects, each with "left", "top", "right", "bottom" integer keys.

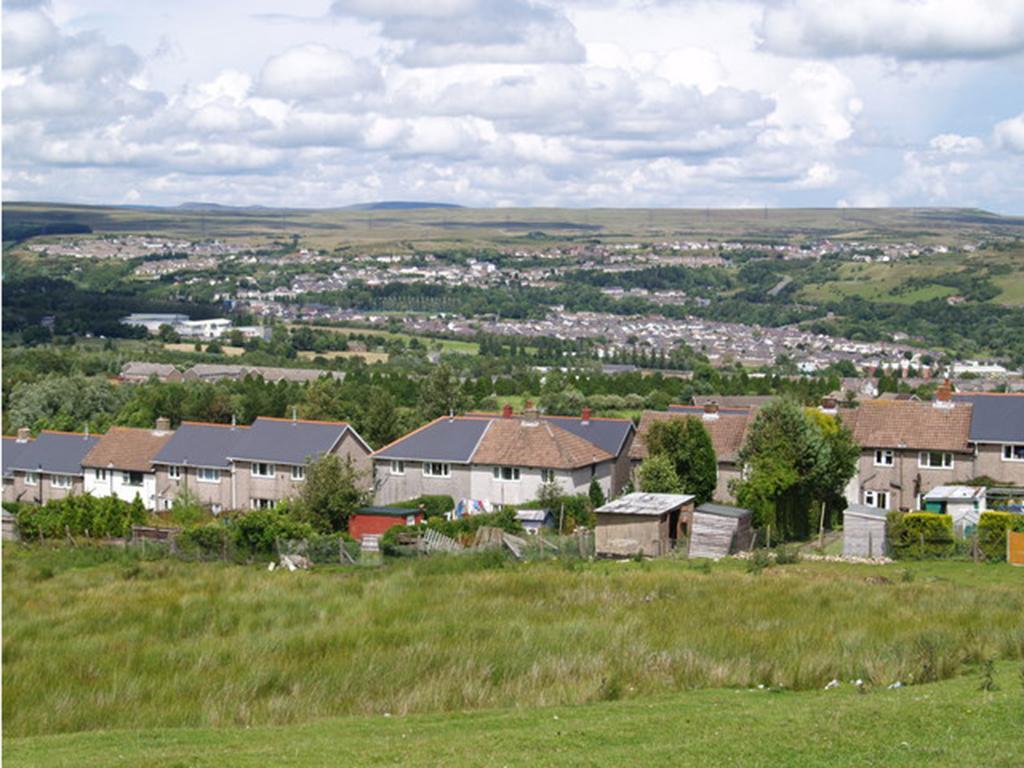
[{"left": 3, "top": 545, "right": 1023, "bottom": 737}]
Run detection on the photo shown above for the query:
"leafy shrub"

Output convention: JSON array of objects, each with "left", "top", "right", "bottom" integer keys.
[
  {"left": 392, "top": 495, "right": 455, "bottom": 518},
  {"left": 887, "top": 511, "right": 955, "bottom": 559},
  {"left": 381, "top": 509, "right": 524, "bottom": 555},
  {"left": 175, "top": 523, "right": 229, "bottom": 560},
  {"left": 15, "top": 494, "right": 146, "bottom": 539},
  {"left": 977, "top": 511, "right": 1024, "bottom": 562},
  {"left": 773, "top": 544, "right": 801, "bottom": 565},
  {"left": 225, "top": 508, "right": 316, "bottom": 557}
]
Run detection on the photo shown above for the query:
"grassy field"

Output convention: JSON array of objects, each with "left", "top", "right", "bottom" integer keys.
[
  {"left": 289, "top": 323, "right": 480, "bottom": 355},
  {"left": 296, "top": 349, "right": 390, "bottom": 363},
  {"left": 4, "top": 544, "right": 1023, "bottom": 745},
  {"left": 8, "top": 662, "right": 1023, "bottom": 767}
]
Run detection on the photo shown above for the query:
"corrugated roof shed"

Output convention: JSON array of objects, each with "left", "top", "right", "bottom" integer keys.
[
  {"left": 695, "top": 503, "right": 752, "bottom": 519},
  {"left": 8, "top": 432, "right": 99, "bottom": 475},
  {"left": 152, "top": 422, "right": 247, "bottom": 468},
  {"left": 596, "top": 492, "right": 694, "bottom": 517},
  {"left": 953, "top": 393, "right": 1024, "bottom": 443}
]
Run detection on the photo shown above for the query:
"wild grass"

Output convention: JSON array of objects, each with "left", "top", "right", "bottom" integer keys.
[{"left": 3, "top": 544, "right": 1023, "bottom": 738}]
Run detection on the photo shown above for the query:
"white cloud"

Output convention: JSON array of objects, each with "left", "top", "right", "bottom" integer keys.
[
  {"left": 929, "top": 133, "right": 985, "bottom": 154},
  {"left": 258, "top": 44, "right": 382, "bottom": 100},
  {"left": 994, "top": 113, "right": 1024, "bottom": 153},
  {"left": 760, "top": 0, "right": 1024, "bottom": 60}
]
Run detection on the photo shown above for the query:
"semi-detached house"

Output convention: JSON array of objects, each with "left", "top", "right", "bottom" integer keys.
[
  {"left": 3, "top": 430, "right": 99, "bottom": 504},
  {"left": 151, "top": 416, "right": 371, "bottom": 513},
  {"left": 81, "top": 420, "right": 175, "bottom": 510},
  {"left": 371, "top": 406, "right": 634, "bottom": 507}
]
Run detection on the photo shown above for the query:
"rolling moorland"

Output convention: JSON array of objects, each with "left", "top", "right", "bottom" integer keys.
[{"left": 3, "top": 546, "right": 1024, "bottom": 766}]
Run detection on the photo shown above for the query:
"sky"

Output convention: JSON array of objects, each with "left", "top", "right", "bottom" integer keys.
[{"left": 2, "top": 0, "right": 1023, "bottom": 211}]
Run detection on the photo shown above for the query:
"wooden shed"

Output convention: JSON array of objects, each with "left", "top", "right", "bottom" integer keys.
[
  {"left": 349, "top": 506, "right": 423, "bottom": 543},
  {"left": 595, "top": 492, "right": 695, "bottom": 557},
  {"left": 842, "top": 503, "right": 888, "bottom": 558},
  {"left": 688, "top": 503, "right": 753, "bottom": 560}
]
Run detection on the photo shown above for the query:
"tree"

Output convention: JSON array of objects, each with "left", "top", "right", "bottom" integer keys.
[
  {"left": 362, "top": 387, "right": 400, "bottom": 448},
  {"left": 588, "top": 478, "right": 606, "bottom": 509},
  {"left": 417, "top": 362, "right": 466, "bottom": 420},
  {"left": 157, "top": 324, "right": 180, "bottom": 343},
  {"left": 733, "top": 399, "right": 858, "bottom": 541},
  {"left": 645, "top": 417, "right": 717, "bottom": 504},
  {"left": 295, "top": 454, "right": 368, "bottom": 533},
  {"left": 637, "top": 455, "right": 681, "bottom": 493}
]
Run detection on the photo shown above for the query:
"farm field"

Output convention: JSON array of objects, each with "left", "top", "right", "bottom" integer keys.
[
  {"left": 296, "top": 349, "right": 389, "bottom": 363},
  {"left": 3, "top": 544, "right": 1022, "bottom": 762},
  {"left": 8, "top": 662, "right": 1023, "bottom": 768},
  {"left": 288, "top": 323, "right": 481, "bottom": 355}
]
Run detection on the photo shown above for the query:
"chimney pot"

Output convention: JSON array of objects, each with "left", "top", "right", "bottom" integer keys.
[
  {"left": 155, "top": 416, "right": 171, "bottom": 433},
  {"left": 581, "top": 407, "right": 591, "bottom": 424},
  {"left": 820, "top": 397, "right": 837, "bottom": 412},
  {"left": 702, "top": 402, "right": 719, "bottom": 420},
  {"left": 502, "top": 404, "right": 513, "bottom": 419},
  {"left": 16, "top": 427, "right": 30, "bottom": 443}
]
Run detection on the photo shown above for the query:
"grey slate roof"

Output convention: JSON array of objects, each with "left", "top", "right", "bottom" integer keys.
[
  {"left": 668, "top": 404, "right": 750, "bottom": 416},
  {"left": 542, "top": 416, "right": 634, "bottom": 457},
  {"left": 152, "top": 422, "right": 245, "bottom": 468},
  {"left": 228, "top": 418, "right": 350, "bottom": 465},
  {"left": 953, "top": 394, "right": 1024, "bottom": 443},
  {"left": 2, "top": 437, "right": 32, "bottom": 478},
  {"left": 373, "top": 417, "right": 491, "bottom": 463},
  {"left": 8, "top": 432, "right": 99, "bottom": 475},
  {"left": 696, "top": 503, "right": 752, "bottom": 519}
]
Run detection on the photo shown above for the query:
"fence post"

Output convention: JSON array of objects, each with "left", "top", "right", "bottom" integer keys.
[{"left": 868, "top": 530, "right": 873, "bottom": 559}]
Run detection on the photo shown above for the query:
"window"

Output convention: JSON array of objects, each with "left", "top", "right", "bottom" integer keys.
[
  {"left": 406, "top": 514, "right": 417, "bottom": 526},
  {"left": 918, "top": 451, "right": 953, "bottom": 469},
  {"left": 95, "top": 468, "right": 108, "bottom": 481},
  {"left": 250, "top": 498, "right": 276, "bottom": 510},
  {"left": 864, "top": 489, "right": 890, "bottom": 509},
  {"left": 540, "top": 468, "right": 556, "bottom": 483},
  {"left": 390, "top": 460, "right": 405, "bottom": 476},
  {"left": 197, "top": 467, "right": 221, "bottom": 483},
  {"left": 290, "top": 466, "right": 305, "bottom": 481},
  {"left": 492, "top": 466, "right": 521, "bottom": 482},
  {"left": 252, "top": 462, "right": 276, "bottom": 478},
  {"left": 423, "top": 462, "right": 450, "bottom": 478},
  {"left": 52, "top": 474, "right": 73, "bottom": 489},
  {"left": 168, "top": 465, "right": 181, "bottom": 480},
  {"left": 25, "top": 472, "right": 39, "bottom": 486},
  {"left": 123, "top": 471, "right": 144, "bottom": 486},
  {"left": 1003, "top": 444, "right": 1024, "bottom": 462},
  {"left": 874, "top": 449, "right": 894, "bottom": 467}
]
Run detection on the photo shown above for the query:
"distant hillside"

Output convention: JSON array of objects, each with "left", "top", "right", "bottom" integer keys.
[{"left": 344, "top": 201, "right": 464, "bottom": 211}]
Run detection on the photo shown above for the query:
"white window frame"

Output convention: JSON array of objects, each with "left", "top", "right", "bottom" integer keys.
[
  {"left": 863, "top": 489, "right": 890, "bottom": 510},
  {"left": 250, "top": 498, "right": 276, "bottom": 510},
  {"left": 918, "top": 451, "right": 953, "bottom": 470},
  {"left": 540, "top": 468, "right": 556, "bottom": 483},
  {"left": 390, "top": 460, "right": 405, "bottom": 476},
  {"left": 1002, "top": 444, "right": 1024, "bottom": 462},
  {"left": 290, "top": 465, "right": 305, "bottom": 481},
  {"left": 873, "top": 449, "right": 894, "bottom": 467},
  {"left": 492, "top": 466, "right": 521, "bottom": 482},
  {"left": 197, "top": 467, "right": 221, "bottom": 483},
  {"left": 51, "top": 474, "right": 74, "bottom": 489},
  {"left": 252, "top": 462, "right": 276, "bottom": 478},
  {"left": 423, "top": 462, "right": 450, "bottom": 478},
  {"left": 25, "top": 472, "right": 39, "bottom": 486},
  {"left": 95, "top": 468, "right": 108, "bottom": 481},
  {"left": 167, "top": 465, "right": 182, "bottom": 480}
]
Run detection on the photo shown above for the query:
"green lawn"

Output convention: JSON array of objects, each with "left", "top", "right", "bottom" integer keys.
[{"left": 7, "top": 664, "right": 1023, "bottom": 767}]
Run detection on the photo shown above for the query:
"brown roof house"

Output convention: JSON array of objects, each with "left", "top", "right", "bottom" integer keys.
[
  {"left": 82, "top": 419, "right": 175, "bottom": 510},
  {"left": 631, "top": 403, "right": 753, "bottom": 502},
  {"left": 371, "top": 405, "right": 634, "bottom": 507},
  {"left": 844, "top": 383, "right": 975, "bottom": 511}
]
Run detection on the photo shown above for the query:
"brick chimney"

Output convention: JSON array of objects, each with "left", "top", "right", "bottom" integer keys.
[
  {"left": 16, "top": 427, "right": 30, "bottom": 443},
  {"left": 581, "top": 407, "right": 591, "bottom": 425},
  {"left": 155, "top": 416, "right": 171, "bottom": 434},
  {"left": 820, "top": 396, "right": 837, "bottom": 414},
  {"left": 501, "top": 404, "right": 513, "bottom": 419},
  {"left": 523, "top": 401, "right": 540, "bottom": 426},
  {"left": 933, "top": 379, "right": 954, "bottom": 408},
  {"left": 702, "top": 402, "right": 720, "bottom": 421}
]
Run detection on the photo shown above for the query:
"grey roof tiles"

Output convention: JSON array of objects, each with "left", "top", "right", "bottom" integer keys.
[
  {"left": 7, "top": 432, "right": 99, "bottom": 475},
  {"left": 953, "top": 394, "right": 1024, "bottom": 443}
]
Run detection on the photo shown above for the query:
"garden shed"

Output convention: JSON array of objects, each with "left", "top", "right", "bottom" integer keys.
[
  {"left": 349, "top": 506, "right": 423, "bottom": 543},
  {"left": 594, "top": 492, "right": 694, "bottom": 557},
  {"left": 688, "top": 503, "right": 753, "bottom": 559},
  {"left": 842, "top": 504, "right": 888, "bottom": 558},
  {"left": 922, "top": 485, "right": 986, "bottom": 535},
  {"left": 515, "top": 508, "right": 554, "bottom": 535}
]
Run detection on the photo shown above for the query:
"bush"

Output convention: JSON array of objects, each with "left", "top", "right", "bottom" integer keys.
[
  {"left": 887, "top": 511, "right": 955, "bottom": 559},
  {"left": 15, "top": 494, "right": 146, "bottom": 540},
  {"left": 392, "top": 495, "right": 455, "bottom": 518},
  {"left": 977, "top": 511, "right": 1024, "bottom": 562},
  {"left": 225, "top": 508, "right": 316, "bottom": 557},
  {"left": 176, "top": 523, "right": 230, "bottom": 560}
]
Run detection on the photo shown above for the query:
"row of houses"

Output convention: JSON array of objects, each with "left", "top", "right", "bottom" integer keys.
[
  {"left": 119, "top": 362, "right": 345, "bottom": 384},
  {"left": 629, "top": 388, "right": 1024, "bottom": 512},
  {"left": 3, "top": 417, "right": 372, "bottom": 513}
]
